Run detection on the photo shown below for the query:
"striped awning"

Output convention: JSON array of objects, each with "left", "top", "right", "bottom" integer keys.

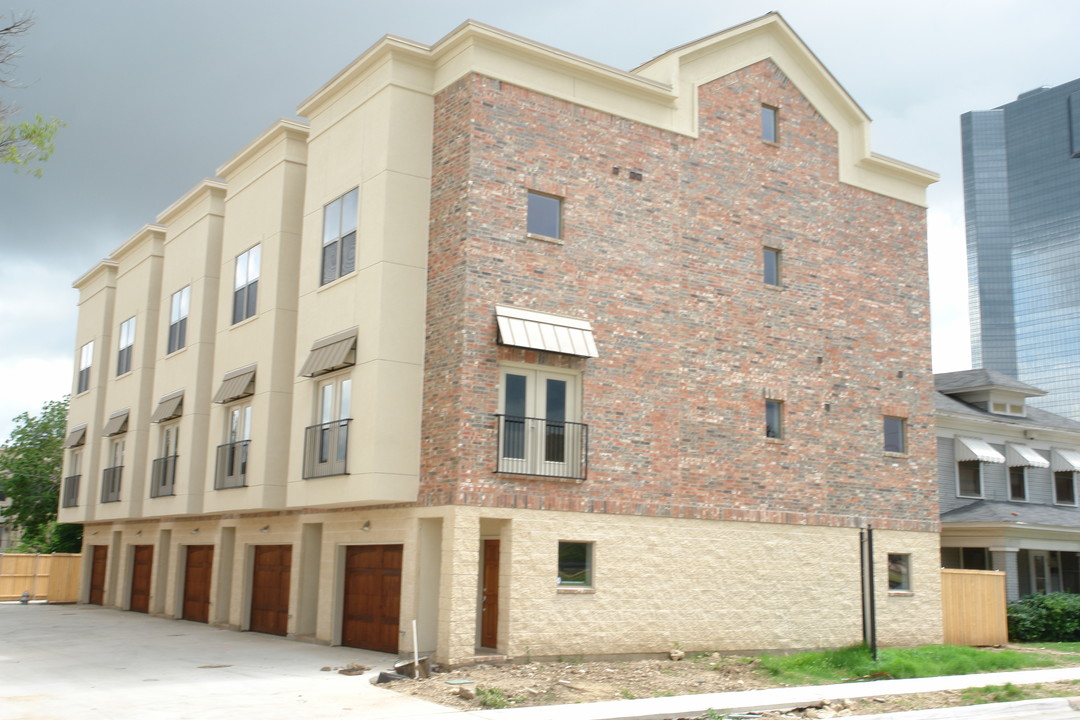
[
  {"left": 213, "top": 365, "right": 256, "bottom": 404},
  {"left": 150, "top": 390, "right": 184, "bottom": 423},
  {"left": 495, "top": 305, "right": 598, "bottom": 358},
  {"left": 64, "top": 424, "right": 87, "bottom": 448},
  {"left": 955, "top": 437, "right": 1004, "bottom": 464},
  {"left": 1052, "top": 449, "right": 1080, "bottom": 472},
  {"left": 299, "top": 328, "right": 357, "bottom": 377},
  {"left": 1006, "top": 443, "right": 1049, "bottom": 468},
  {"left": 101, "top": 410, "right": 129, "bottom": 437}
]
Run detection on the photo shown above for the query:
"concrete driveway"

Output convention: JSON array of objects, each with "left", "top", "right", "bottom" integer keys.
[{"left": 0, "top": 603, "right": 453, "bottom": 720}]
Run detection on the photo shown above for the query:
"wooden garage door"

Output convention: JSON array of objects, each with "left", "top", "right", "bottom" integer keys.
[
  {"left": 342, "top": 544, "right": 402, "bottom": 653},
  {"left": 129, "top": 545, "right": 153, "bottom": 613},
  {"left": 250, "top": 545, "right": 291, "bottom": 637},
  {"left": 89, "top": 545, "right": 108, "bottom": 605},
  {"left": 182, "top": 545, "right": 214, "bottom": 623}
]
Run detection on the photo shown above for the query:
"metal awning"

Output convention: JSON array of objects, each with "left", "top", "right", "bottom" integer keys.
[
  {"left": 1053, "top": 449, "right": 1080, "bottom": 472},
  {"left": 495, "top": 305, "right": 598, "bottom": 358},
  {"left": 213, "top": 365, "right": 256, "bottom": 404},
  {"left": 955, "top": 437, "right": 1004, "bottom": 463},
  {"left": 150, "top": 390, "right": 184, "bottom": 423},
  {"left": 298, "top": 328, "right": 357, "bottom": 377},
  {"left": 1006, "top": 443, "right": 1049, "bottom": 468},
  {"left": 101, "top": 410, "right": 129, "bottom": 437},
  {"left": 64, "top": 425, "right": 87, "bottom": 448}
]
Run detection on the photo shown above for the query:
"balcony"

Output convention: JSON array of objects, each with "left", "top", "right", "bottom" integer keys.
[
  {"left": 101, "top": 466, "right": 122, "bottom": 503},
  {"left": 495, "top": 414, "right": 588, "bottom": 481},
  {"left": 215, "top": 440, "right": 249, "bottom": 490},
  {"left": 151, "top": 455, "right": 177, "bottom": 498},
  {"left": 62, "top": 475, "right": 80, "bottom": 508},
  {"left": 303, "top": 419, "right": 351, "bottom": 479}
]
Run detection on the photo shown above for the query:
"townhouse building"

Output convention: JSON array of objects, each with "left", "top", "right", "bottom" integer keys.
[{"left": 60, "top": 14, "right": 941, "bottom": 665}]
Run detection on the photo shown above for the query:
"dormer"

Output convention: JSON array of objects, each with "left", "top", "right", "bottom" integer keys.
[{"left": 935, "top": 368, "right": 1046, "bottom": 418}]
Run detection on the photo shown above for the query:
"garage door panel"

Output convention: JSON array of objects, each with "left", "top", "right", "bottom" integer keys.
[{"left": 342, "top": 544, "right": 401, "bottom": 653}]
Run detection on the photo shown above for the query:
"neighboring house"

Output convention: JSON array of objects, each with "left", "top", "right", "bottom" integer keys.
[
  {"left": 59, "top": 13, "right": 942, "bottom": 665},
  {"left": 937, "top": 369, "right": 1080, "bottom": 602}
]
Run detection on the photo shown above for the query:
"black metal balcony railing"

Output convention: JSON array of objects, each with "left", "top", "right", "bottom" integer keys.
[
  {"left": 303, "top": 418, "right": 351, "bottom": 479},
  {"left": 151, "top": 455, "right": 178, "bottom": 498},
  {"left": 62, "top": 475, "right": 80, "bottom": 508},
  {"left": 101, "top": 466, "right": 122, "bottom": 503},
  {"left": 215, "top": 440, "right": 249, "bottom": 490},
  {"left": 495, "top": 414, "right": 588, "bottom": 481}
]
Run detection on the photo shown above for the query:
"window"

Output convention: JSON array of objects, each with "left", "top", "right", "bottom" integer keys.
[
  {"left": 887, "top": 554, "right": 911, "bottom": 591},
  {"left": 102, "top": 439, "right": 124, "bottom": 503},
  {"left": 151, "top": 424, "right": 179, "bottom": 498},
  {"left": 232, "top": 245, "right": 260, "bottom": 324},
  {"left": 957, "top": 460, "right": 982, "bottom": 497},
  {"left": 761, "top": 105, "right": 778, "bottom": 143},
  {"left": 216, "top": 404, "right": 251, "bottom": 489},
  {"left": 1055, "top": 471, "right": 1077, "bottom": 505},
  {"left": 1009, "top": 466, "right": 1028, "bottom": 501},
  {"left": 527, "top": 191, "right": 561, "bottom": 239},
  {"left": 77, "top": 341, "right": 93, "bottom": 394},
  {"left": 765, "top": 399, "right": 783, "bottom": 439},
  {"left": 116, "top": 317, "right": 135, "bottom": 376},
  {"left": 321, "top": 188, "right": 358, "bottom": 285},
  {"left": 167, "top": 286, "right": 190, "bottom": 354},
  {"left": 304, "top": 377, "right": 352, "bottom": 478},
  {"left": 883, "top": 416, "right": 906, "bottom": 453},
  {"left": 557, "top": 541, "right": 592, "bottom": 587},
  {"left": 62, "top": 450, "right": 81, "bottom": 508},
  {"left": 763, "top": 247, "right": 781, "bottom": 286},
  {"left": 497, "top": 366, "right": 586, "bottom": 480},
  {"left": 941, "top": 547, "right": 990, "bottom": 570}
]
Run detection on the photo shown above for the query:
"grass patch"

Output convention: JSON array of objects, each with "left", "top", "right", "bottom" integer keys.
[
  {"left": 758, "top": 644, "right": 1057, "bottom": 685},
  {"left": 960, "top": 683, "right": 1033, "bottom": 704},
  {"left": 476, "top": 687, "right": 508, "bottom": 708}
]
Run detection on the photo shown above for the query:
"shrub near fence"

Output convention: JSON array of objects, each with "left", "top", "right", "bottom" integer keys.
[
  {"left": 0, "top": 553, "right": 82, "bottom": 603},
  {"left": 1008, "top": 592, "right": 1080, "bottom": 642}
]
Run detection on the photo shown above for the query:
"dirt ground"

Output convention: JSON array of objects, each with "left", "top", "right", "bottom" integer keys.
[{"left": 383, "top": 650, "right": 1080, "bottom": 717}]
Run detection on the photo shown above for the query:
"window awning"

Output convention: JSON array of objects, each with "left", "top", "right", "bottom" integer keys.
[
  {"left": 213, "top": 365, "right": 256, "bottom": 404},
  {"left": 495, "top": 305, "right": 598, "bottom": 358},
  {"left": 1053, "top": 449, "right": 1080, "bottom": 472},
  {"left": 298, "top": 327, "right": 357, "bottom": 377},
  {"left": 1006, "top": 443, "right": 1050, "bottom": 468},
  {"left": 955, "top": 437, "right": 1004, "bottom": 463},
  {"left": 64, "top": 424, "right": 87, "bottom": 448},
  {"left": 101, "top": 410, "right": 129, "bottom": 437},
  {"left": 150, "top": 390, "right": 184, "bottom": 423}
]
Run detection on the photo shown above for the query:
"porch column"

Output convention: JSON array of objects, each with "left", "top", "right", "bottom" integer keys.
[
  {"left": 436, "top": 507, "right": 480, "bottom": 666},
  {"left": 991, "top": 549, "right": 1020, "bottom": 602}
]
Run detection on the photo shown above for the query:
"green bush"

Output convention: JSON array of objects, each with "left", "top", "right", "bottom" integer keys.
[{"left": 1008, "top": 593, "right": 1080, "bottom": 642}]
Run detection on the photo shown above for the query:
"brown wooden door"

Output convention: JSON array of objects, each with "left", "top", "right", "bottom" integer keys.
[
  {"left": 129, "top": 545, "right": 153, "bottom": 613},
  {"left": 89, "top": 545, "right": 108, "bottom": 605},
  {"left": 342, "top": 544, "right": 402, "bottom": 653},
  {"left": 182, "top": 545, "right": 214, "bottom": 623},
  {"left": 481, "top": 539, "right": 500, "bottom": 648},
  {"left": 250, "top": 545, "right": 291, "bottom": 636}
]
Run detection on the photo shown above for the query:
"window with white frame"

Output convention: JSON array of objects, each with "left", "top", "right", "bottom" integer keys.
[
  {"left": 116, "top": 317, "right": 135, "bottom": 376},
  {"left": 321, "top": 189, "right": 358, "bottom": 285},
  {"left": 957, "top": 460, "right": 983, "bottom": 498},
  {"left": 1009, "top": 466, "right": 1028, "bottom": 501},
  {"left": 152, "top": 423, "right": 179, "bottom": 498},
  {"left": 102, "top": 438, "right": 124, "bottom": 503},
  {"left": 232, "top": 245, "right": 260, "bottom": 324},
  {"left": 557, "top": 541, "right": 592, "bottom": 587},
  {"left": 77, "top": 341, "right": 93, "bottom": 393},
  {"left": 62, "top": 450, "right": 81, "bottom": 507},
  {"left": 887, "top": 553, "right": 911, "bottom": 591},
  {"left": 216, "top": 404, "right": 251, "bottom": 489},
  {"left": 167, "top": 286, "right": 190, "bottom": 354},
  {"left": 497, "top": 365, "right": 585, "bottom": 479},
  {"left": 304, "top": 376, "right": 352, "bottom": 478},
  {"left": 1055, "top": 471, "right": 1077, "bottom": 505}
]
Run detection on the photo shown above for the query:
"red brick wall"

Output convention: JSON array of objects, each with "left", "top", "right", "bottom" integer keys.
[{"left": 422, "top": 61, "right": 937, "bottom": 532}]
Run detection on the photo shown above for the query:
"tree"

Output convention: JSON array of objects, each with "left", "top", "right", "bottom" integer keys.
[
  {"left": 0, "top": 12, "right": 62, "bottom": 176},
  {"left": 0, "top": 397, "right": 81, "bottom": 553}
]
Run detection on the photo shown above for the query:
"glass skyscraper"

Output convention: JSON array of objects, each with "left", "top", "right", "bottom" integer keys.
[{"left": 964, "top": 78, "right": 1080, "bottom": 419}]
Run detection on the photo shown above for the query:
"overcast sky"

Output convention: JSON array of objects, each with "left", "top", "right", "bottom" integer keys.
[{"left": 0, "top": 0, "right": 1077, "bottom": 440}]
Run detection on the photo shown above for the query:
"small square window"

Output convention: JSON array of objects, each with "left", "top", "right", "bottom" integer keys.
[
  {"left": 527, "top": 191, "right": 561, "bottom": 239},
  {"left": 1009, "top": 466, "right": 1028, "bottom": 501},
  {"left": 761, "top": 105, "right": 778, "bottom": 143},
  {"left": 765, "top": 399, "right": 783, "bottom": 439},
  {"left": 557, "top": 541, "right": 592, "bottom": 587},
  {"left": 883, "top": 416, "right": 906, "bottom": 453},
  {"left": 887, "top": 553, "right": 911, "bottom": 591},
  {"left": 1055, "top": 471, "right": 1077, "bottom": 505},
  {"left": 763, "top": 247, "right": 781, "bottom": 286},
  {"left": 957, "top": 460, "right": 982, "bottom": 498}
]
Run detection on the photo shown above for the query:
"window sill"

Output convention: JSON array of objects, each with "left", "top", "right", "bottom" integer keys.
[
  {"left": 526, "top": 232, "right": 564, "bottom": 246},
  {"left": 957, "top": 494, "right": 983, "bottom": 500},
  {"left": 317, "top": 270, "right": 357, "bottom": 292},
  {"left": 765, "top": 437, "right": 785, "bottom": 444},
  {"left": 556, "top": 587, "right": 595, "bottom": 595},
  {"left": 1054, "top": 502, "right": 1079, "bottom": 508},
  {"left": 888, "top": 590, "right": 914, "bottom": 597},
  {"left": 165, "top": 345, "right": 189, "bottom": 359},
  {"left": 884, "top": 451, "right": 907, "bottom": 459},
  {"left": 230, "top": 314, "right": 258, "bottom": 330},
  {"left": 764, "top": 282, "right": 784, "bottom": 291}
]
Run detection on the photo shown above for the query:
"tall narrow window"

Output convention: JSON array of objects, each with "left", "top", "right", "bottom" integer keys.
[
  {"left": 305, "top": 377, "right": 352, "bottom": 478},
  {"left": 168, "top": 286, "right": 190, "bottom": 353},
  {"left": 116, "top": 317, "right": 135, "bottom": 376},
  {"left": 321, "top": 189, "right": 358, "bottom": 285},
  {"left": 102, "top": 438, "right": 124, "bottom": 503},
  {"left": 761, "top": 105, "right": 778, "bottom": 143},
  {"left": 957, "top": 460, "right": 982, "bottom": 497},
  {"left": 763, "top": 247, "right": 781, "bottom": 286},
  {"left": 1055, "top": 471, "right": 1077, "bottom": 505},
  {"left": 232, "top": 245, "right": 260, "bottom": 324},
  {"left": 527, "top": 191, "right": 562, "bottom": 239},
  {"left": 765, "top": 399, "right": 783, "bottom": 439},
  {"left": 77, "top": 341, "right": 93, "bottom": 393},
  {"left": 883, "top": 416, "right": 906, "bottom": 453},
  {"left": 152, "top": 424, "right": 179, "bottom": 498},
  {"left": 216, "top": 404, "right": 251, "bottom": 489},
  {"left": 1009, "top": 466, "right": 1028, "bottom": 501}
]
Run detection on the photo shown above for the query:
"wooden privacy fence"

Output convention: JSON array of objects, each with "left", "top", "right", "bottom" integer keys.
[
  {"left": 0, "top": 553, "right": 82, "bottom": 603},
  {"left": 941, "top": 568, "right": 1008, "bottom": 646}
]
